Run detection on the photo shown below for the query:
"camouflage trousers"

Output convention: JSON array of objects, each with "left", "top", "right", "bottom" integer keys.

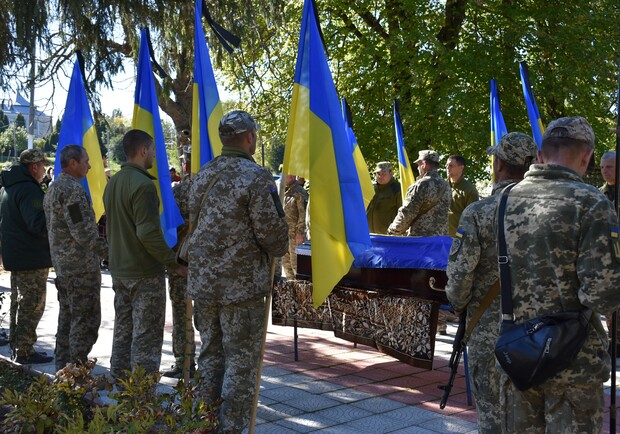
[
  {"left": 469, "top": 352, "right": 501, "bottom": 434},
  {"left": 10, "top": 269, "right": 49, "bottom": 357},
  {"left": 282, "top": 233, "right": 298, "bottom": 280},
  {"left": 194, "top": 296, "right": 266, "bottom": 434},
  {"left": 110, "top": 274, "right": 166, "bottom": 379},
  {"left": 168, "top": 272, "right": 196, "bottom": 367},
  {"left": 499, "top": 375, "right": 604, "bottom": 433},
  {"left": 54, "top": 272, "right": 101, "bottom": 371}
]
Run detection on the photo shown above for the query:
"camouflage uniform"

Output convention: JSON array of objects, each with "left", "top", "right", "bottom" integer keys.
[
  {"left": 9, "top": 270, "right": 48, "bottom": 357},
  {"left": 282, "top": 182, "right": 307, "bottom": 279},
  {"left": 103, "top": 161, "right": 179, "bottom": 379},
  {"left": 43, "top": 172, "right": 108, "bottom": 370},
  {"left": 387, "top": 170, "right": 451, "bottom": 236},
  {"left": 188, "top": 114, "right": 288, "bottom": 433},
  {"left": 447, "top": 177, "right": 479, "bottom": 237},
  {"left": 168, "top": 177, "right": 196, "bottom": 369},
  {"left": 366, "top": 178, "right": 402, "bottom": 234},
  {"left": 446, "top": 132, "right": 537, "bottom": 433},
  {"left": 497, "top": 118, "right": 620, "bottom": 433},
  {"left": 600, "top": 182, "right": 620, "bottom": 342}
]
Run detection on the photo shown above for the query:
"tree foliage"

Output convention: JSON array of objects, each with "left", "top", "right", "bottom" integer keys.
[
  {"left": 1, "top": 0, "right": 619, "bottom": 181},
  {"left": 0, "top": 124, "right": 28, "bottom": 156}
]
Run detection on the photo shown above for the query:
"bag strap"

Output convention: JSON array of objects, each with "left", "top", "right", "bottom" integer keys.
[
  {"left": 497, "top": 183, "right": 517, "bottom": 323},
  {"left": 189, "top": 159, "right": 234, "bottom": 232},
  {"left": 463, "top": 280, "right": 500, "bottom": 343}
]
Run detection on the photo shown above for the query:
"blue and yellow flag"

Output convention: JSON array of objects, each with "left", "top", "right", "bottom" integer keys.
[
  {"left": 133, "top": 28, "right": 184, "bottom": 247},
  {"left": 394, "top": 100, "right": 415, "bottom": 201},
  {"left": 519, "top": 61, "right": 545, "bottom": 149},
  {"left": 284, "top": 0, "right": 371, "bottom": 307},
  {"left": 490, "top": 79, "right": 508, "bottom": 147},
  {"left": 192, "top": 0, "right": 224, "bottom": 174},
  {"left": 56, "top": 55, "right": 107, "bottom": 222},
  {"left": 341, "top": 97, "right": 374, "bottom": 208}
]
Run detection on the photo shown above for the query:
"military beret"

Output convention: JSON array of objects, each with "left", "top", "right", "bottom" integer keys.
[
  {"left": 542, "top": 116, "right": 595, "bottom": 148},
  {"left": 375, "top": 161, "right": 392, "bottom": 172},
  {"left": 413, "top": 150, "right": 440, "bottom": 164},
  {"left": 219, "top": 110, "right": 259, "bottom": 137},
  {"left": 487, "top": 132, "right": 537, "bottom": 166},
  {"left": 19, "top": 149, "right": 47, "bottom": 165}
]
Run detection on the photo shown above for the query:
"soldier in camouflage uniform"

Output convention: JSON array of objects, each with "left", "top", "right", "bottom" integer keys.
[
  {"left": 103, "top": 130, "right": 187, "bottom": 381},
  {"left": 282, "top": 174, "right": 307, "bottom": 279},
  {"left": 162, "top": 146, "right": 197, "bottom": 379},
  {"left": 446, "top": 132, "right": 537, "bottom": 433},
  {"left": 188, "top": 110, "right": 288, "bottom": 433},
  {"left": 0, "top": 149, "right": 53, "bottom": 364},
  {"left": 497, "top": 117, "right": 620, "bottom": 433},
  {"left": 366, "top": 162, "right": 402, "bottom": 234},
  {"left": 388, "top": 150, "right": 451, "bottom": 236},
  {"left": 43, "top": 145, "right": 108, "bottom": 371}
]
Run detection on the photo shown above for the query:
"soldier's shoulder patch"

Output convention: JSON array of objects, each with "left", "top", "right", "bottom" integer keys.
[
  {"left": 455, "top": 228, "right": 464, "bottom": 238},
  {"left": 68, "top": 202, "right": 83, "bottom": 224}
]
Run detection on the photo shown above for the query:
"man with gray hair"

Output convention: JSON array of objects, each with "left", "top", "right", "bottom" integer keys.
[
  {"left": 388, "top": 150, "right": 451, "bottom": 236},
  {"left": 600, "top": 150, "right": 616, "bottom": 202},
  {"left": 366, "top": 161, "right": 401, "bottom": 234},
  {"left": 44, "top": 145, "right": 108, "bottom": 370},
  {"left": 496, "top": 117, "right": 620, "bottom": 432},
  {"left": 446, "top": 132, "right": 537, "bottom": 433},
  {"left": 188, "top": 110, "right": 288, "bottom": 432},
  {"left": 0, "top": 149, "right": 53, "bottom": 364}
]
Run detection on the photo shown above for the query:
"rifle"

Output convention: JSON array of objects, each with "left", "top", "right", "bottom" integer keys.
[{"left": 439, "top": 311, "right": 467, "bottom": 409}]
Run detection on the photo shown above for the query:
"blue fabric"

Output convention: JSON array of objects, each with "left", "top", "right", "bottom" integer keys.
[{"left": 298, "top": 235, "right": 452, "bottom": 270}]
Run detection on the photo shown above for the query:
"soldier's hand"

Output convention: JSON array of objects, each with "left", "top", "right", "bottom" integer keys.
[
  {"left": 295, "top": 233, "right": 304, "bottom": 245},
  {"left": 174, "top": 264, "right": 188, "bottom": 277}
]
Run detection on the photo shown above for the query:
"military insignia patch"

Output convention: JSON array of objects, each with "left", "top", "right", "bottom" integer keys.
[
  {"left": 450, "top": 229, "right": 464, "bottom": 256},
  {"left": 68, "top": 203, "right": 83, "bottom": 224},
  {"left": 612, "top": 226, "right": 620, "bottom": 263}
]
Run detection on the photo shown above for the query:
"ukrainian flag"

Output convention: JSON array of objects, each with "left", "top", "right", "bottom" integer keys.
[
  {"left": 192, "top": 0, "right": 224, "bottom": 175},
  {"left": 56, "top": 55, "right": 107, "bottom": 222},
  {"left": 519, "top": 61, "right": 545, "bottom": 149},
  {"left": 341, "top": 97, "right": 374, "bottom": 208},
  {"left": 394, "top": 100, "right": 415, "bottom": 202},
  {"left": 284, "top": 0, "right": 371, "bottom": 307},
  {"left": 133, "top": 28, "right": 184, "bottom": 247},
  {"left": 490, "top": 79, "right": 508, "bottom": 147}
]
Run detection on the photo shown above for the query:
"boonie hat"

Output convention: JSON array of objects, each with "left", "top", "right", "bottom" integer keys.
[
  {"left": 486, "top": 132, "right": 537, "bottom": 166},
  {"left": 542, "top": 116, "right": 595, "bottom": 148},
  {"left": 413, "top": 150, "right": 440, "bottom": 164},
  {"left": 218, "top": 110, "right": 259, "bottom": 137},
  {"left": 19, "top": 149, "right": 47, "bottom": 165},
  {"left": 375, "top": 161, "right": 392, "bottom": 172}
]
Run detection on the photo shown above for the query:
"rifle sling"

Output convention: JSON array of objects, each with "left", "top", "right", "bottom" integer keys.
[{"left": 462, "top": 279, "right": 500, "bottom": 344}]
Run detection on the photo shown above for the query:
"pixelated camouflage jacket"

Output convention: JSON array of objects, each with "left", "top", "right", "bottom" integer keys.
[
  {"left": 187, "top": 147, "right": 289, "bottom": 304},
  {"left": 284, "top": 182, "right": 307, "bottom": 236},
  {"left": 43, "top": 172, "right": 108, "bottom": 276},
  {"left": 172, "top": 176, "right": 191, "bottom": 250},
  {"left": 388, "top": 170, "right": 451, "bottom": 236},
  {"left": 446, "top": 179, "right": 516, "bottom": 360},
  {"left": 500, "top": 163, "right": 620, "bottom": 384}
]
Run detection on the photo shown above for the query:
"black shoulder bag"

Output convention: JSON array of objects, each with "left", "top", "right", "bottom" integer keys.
[{"left": 494, "top": 184, "right": 592, "bottom": 391}]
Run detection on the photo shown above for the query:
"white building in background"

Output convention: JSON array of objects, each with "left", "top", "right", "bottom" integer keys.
[{"left": 1, "top": 93, "right": 52, "bottom": 139}]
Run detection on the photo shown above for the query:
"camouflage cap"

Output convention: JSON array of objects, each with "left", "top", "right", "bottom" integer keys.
[
  {"left": 19, "top": 149, "right": 47, "bottom": 165},
  {"left": 218, "top": 110, "right": 259, "bottom": 137},
  {"left": 542, "top": 116, "right": 595, "bottom": 148},
  {"left": 486, "top": 132, "right": 537, "bottom": 166},
  {"left": 375, "top": 161, "right": 392, "bottom": 172},
  {"left": 413, "top": 150, "right": 440, "bottom": 164}
]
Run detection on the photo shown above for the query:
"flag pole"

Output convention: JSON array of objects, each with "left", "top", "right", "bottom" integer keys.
[{"left": 611, "top": 50, "right": 620, "bottom": 434}]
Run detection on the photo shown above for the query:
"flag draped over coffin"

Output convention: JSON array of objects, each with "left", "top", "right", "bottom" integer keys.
[{"left": 284, "top": 0, "right": 371, "bottom": 307}]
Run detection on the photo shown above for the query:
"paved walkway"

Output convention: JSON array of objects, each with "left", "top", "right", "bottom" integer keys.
[{"left": 0, "top": 270, "right": 618, "bottom": 433}]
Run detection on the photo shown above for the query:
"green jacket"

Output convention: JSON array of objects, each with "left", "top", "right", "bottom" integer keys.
[
  {"left": 448, "top": 176, "right": 479, "bottom": 237},
  {"left": 366, "top": 178, "right": 401, "bottom": 234},
  {"left": 0, "top": 163, "right": 52, "bottom": 271},
  {"left": 103, "top": 163, "right": 177, "bottom": 279}
]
